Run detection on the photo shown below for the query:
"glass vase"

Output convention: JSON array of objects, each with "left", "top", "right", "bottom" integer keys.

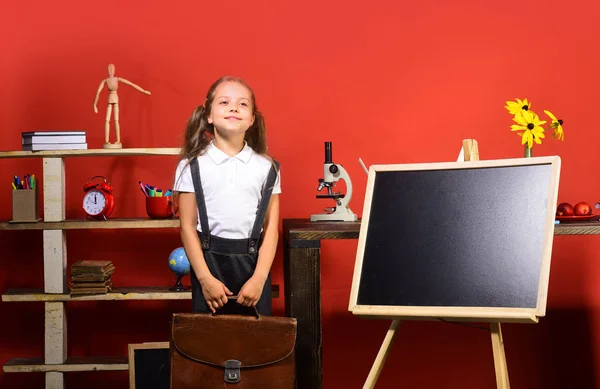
[{"left": 524, "top": 145, "right": 532, "bottom": 158}]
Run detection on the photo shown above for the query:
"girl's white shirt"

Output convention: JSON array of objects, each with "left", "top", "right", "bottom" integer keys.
[{"left": 174, "top": 140, "right": 281, "bottom": 239}]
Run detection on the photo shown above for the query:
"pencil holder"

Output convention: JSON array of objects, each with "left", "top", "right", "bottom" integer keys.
[
  {"left": 11, "top": 188, "right": 40, "bottom": 223},
  {"left": 146, "top": 196, "right": 174, "bottom": 219}
]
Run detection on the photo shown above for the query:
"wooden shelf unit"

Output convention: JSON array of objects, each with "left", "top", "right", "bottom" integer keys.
[
  {"left": 3, "top": 356, "right": 129, "bottom": 373},
  {"left": 0, "top": 218, "right": 180, "bottom": 230},
  {"left": 0, "top": 147, "right": 180, "bottom": 159},
  {"left": 2, "top": 287, "right": 192, "bottom": 302},
  {"left": 0, "top": 148, "right": 181, "bottom": 389},
  {"left": 2, "top": 285, "right": 279, "bottom": 302}
]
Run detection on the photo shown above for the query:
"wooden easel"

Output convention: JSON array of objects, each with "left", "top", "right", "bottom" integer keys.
[{"left": 362, "top": 139, "right": 510, "bottom": 389}]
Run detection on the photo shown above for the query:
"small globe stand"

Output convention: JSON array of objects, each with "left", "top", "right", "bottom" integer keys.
[
  {"left": 168, "top": 247, "right": 191, "bottom": 292},
  {"left": 170, "top": 274, "right": 188, "bottom": 292}
]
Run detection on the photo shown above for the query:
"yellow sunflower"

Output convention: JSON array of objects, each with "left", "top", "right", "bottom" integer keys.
[
  {"left": 505, "top": 98, "right": 531, "bottom": 115},
  {"left": 544, "top": 110, "right": 565, "bottom": 141},
  {"left": 511, "top": 110, "right": 546, "bottom": 148}
]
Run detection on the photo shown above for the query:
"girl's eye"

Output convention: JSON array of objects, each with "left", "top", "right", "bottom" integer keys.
[
  {"left": 219, "top": 101, "right": 227, "bottom": 105},
  {"left": 240, "top": 102, "right": 248, "bottom": 107}
]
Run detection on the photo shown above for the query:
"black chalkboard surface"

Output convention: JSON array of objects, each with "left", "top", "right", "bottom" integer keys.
[
  {"left": 349, "top": 156, "right": 561, "bottom": 323},
  {"left": 128, "top": 342, "right": 170, "bottom": 389}
]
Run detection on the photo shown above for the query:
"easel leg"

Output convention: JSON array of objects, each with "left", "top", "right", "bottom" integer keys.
[
  {"left": 363, "top": 320, "right": 401, "bottom": 389},
  {"left": 490, "top": 322, "right": 510, "bottom": 389}
]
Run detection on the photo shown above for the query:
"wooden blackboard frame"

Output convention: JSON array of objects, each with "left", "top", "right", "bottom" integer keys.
[
  {"left": 348, "top": 156, "right": 561, "bottom": 324},
  {"left": 128, "top": 341, "right": 170, "bottom": 389}
]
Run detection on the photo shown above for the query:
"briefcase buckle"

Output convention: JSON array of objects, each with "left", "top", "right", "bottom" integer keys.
[{"left": 224, "top": 359, "right": 241, "bottom": 383}]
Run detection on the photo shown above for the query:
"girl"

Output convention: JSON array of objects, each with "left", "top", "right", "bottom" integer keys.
[{"left": 173, "top": 76, "right": 280, "bottom": 315}]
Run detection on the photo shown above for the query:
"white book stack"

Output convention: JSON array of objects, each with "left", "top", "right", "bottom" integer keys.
[{"left": 22, "top": 131, "right": 88, "bottom": 151}]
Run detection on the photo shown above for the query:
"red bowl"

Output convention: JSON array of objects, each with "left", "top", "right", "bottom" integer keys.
[{"left": 145, "top": 196, "right": 176, "bottom": 219}]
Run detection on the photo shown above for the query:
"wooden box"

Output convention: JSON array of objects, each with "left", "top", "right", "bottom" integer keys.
[{"left": 11, "top": 188, "right": 40, "bottom": 222}]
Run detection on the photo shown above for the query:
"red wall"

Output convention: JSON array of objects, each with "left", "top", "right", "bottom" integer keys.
[{"left": 1, "top": 0, "right": 599, "bottom": 388}]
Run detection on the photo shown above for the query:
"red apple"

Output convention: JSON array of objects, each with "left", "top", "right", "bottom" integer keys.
[
  {"left": 574, "top": 202, "right": 592, "bottom": 216},
  {"left": 556, "top": 202, "right": 574, "bottom": 216}
]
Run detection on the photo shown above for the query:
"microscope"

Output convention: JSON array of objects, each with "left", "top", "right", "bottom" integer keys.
[{"left": 310, "top": 141, "right": 358, "bottom": 222}]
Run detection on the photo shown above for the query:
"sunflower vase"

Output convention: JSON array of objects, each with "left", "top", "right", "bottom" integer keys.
[{"left": 505, "top": 98, "right": 565, "bottom": 159}]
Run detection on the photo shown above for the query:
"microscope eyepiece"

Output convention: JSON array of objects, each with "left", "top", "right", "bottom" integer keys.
[{"left": 325, "top": 141, "right": 332, "bottom": 164}]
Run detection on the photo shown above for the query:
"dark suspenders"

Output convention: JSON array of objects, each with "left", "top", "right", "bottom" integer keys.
[
  {"left": 190, "top": 158, "right": 212, "bottom": 250},
  {"left": 190, "top": 156, "right": 280, "bottom": 254},
  {"left": 248, "top": 160, "right": 280, "bottom": 253}
]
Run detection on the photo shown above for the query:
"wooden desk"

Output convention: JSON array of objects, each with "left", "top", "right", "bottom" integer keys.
[{"left": 282, "top": 218, "right": 600, "bottom": 389}]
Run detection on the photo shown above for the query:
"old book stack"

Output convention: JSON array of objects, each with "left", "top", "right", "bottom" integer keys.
[
  {"left": 22, "top": 130, "right": 87, "bottom": 151},
  {"left": 70, "top": 260, "right": 114, "bottom": 295}
]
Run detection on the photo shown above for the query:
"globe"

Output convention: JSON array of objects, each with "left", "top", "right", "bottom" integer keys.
[{"left": 168, "top": 247, "right": 190, "bottom": 291}]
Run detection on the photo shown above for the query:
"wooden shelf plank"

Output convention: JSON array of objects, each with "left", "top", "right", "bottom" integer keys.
[
  {"left": 2, "top": 285, "right": 279, "bottom": 302},
  {"left": 2, "top": 287, "right": 191, "bottom": 302},
  {"left": 554, "top": 221, "right": 600, "bottom": 235},
  {"left": 0, "top": 147, "right": 181, "bottom": 159},
  {"left": 0, "top": 218, "right": 180, "bottom": 230},
  {"left": 283, "top": 218, "right": 362, "bottom": 242},
  {"left": 3, "top": 356, "right": 128, "bottom": 373},
  {"left": 282, "top": 219, "right": 600, "bottom": 241}
]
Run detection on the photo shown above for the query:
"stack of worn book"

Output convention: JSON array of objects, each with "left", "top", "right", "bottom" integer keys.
[
  {"left": 22, "top": 130, "right": 87, "bottom": 151},
  {"left": 70, "top": 260, "right": 114, "bottom": 295}
]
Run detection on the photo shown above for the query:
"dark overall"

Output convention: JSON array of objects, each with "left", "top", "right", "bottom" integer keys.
[{"left": 189, "top": 157, "right": 279, "bottom": 316}]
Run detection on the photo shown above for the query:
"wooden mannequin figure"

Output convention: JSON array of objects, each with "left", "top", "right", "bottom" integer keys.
[{"left": 93, "top": 63, "right": 151, "bottom": 149}]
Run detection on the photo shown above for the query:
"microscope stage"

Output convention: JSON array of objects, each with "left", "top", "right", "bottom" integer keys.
[{"left": 317, "top": 194, "right": 346, "bottom": 199}]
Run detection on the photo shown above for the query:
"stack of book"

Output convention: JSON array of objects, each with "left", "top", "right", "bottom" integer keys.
[
  {"left": 22, "top": 131, "right": 87, "bottom": 151},
  {"left": 70, "top": 260, "right": 114, "bottom": 295}
]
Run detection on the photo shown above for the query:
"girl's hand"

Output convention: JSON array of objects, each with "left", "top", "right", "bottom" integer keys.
[
  {"left": 237, "top": 275, "right": 265, "bottom": 307},
  {"left": 200, "top": 276, "right": 232, "bottom": 313}
]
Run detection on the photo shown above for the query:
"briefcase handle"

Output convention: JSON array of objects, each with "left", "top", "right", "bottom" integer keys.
[{"left": 209, "top": 295, "right": 261, "bottom": 319}]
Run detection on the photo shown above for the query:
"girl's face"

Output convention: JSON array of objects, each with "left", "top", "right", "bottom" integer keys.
[{"left": 208, "top": 81, "right": 255, "bottom": 137}]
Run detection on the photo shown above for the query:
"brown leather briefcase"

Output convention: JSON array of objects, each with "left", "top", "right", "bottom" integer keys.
[{"left": 170, "top": 306, "right": 297, "bottom": 388}]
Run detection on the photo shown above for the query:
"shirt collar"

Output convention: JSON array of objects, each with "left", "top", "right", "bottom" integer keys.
[{"left": 206, "top": 140, "right": 253, "bottom": 165}]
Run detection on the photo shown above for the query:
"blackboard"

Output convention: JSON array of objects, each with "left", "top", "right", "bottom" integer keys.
[
  {"left": 128, "top": 342, "right": 170, "bottom": 389},
  {"left": 348, "top": 156, "right": 561, "bottom": 323}
]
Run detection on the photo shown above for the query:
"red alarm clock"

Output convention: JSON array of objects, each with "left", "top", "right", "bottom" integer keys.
[{"left": 82, "top": 176, "right": 115, "bottom": 220}]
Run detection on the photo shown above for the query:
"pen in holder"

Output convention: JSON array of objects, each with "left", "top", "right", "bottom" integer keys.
[
  {"left": 11, "top": 186, "right": 41, "bottom": 223},
  {"left": 139, "top": 180, "right": 178, "bottom": 219}
]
